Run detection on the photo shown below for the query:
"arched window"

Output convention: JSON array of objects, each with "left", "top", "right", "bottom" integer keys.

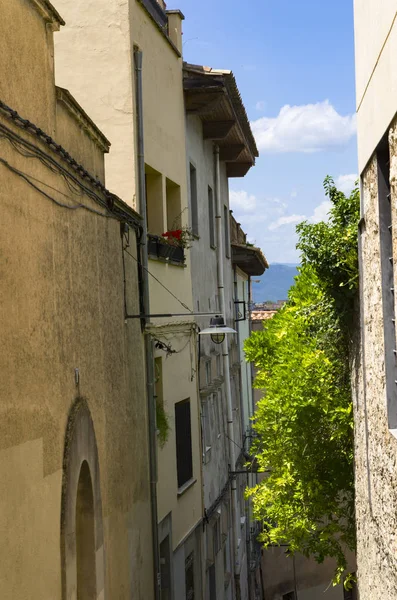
[
  {"left": 76, "top": 461, "right": 96, "bottom": 599},
  {"left": 61, "top": 399, "right": 105, "bottom": 599}
]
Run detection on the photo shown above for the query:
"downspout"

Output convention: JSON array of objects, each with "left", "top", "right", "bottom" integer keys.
[
  {"left": 134, "top": 48, "right": 161, "bottom": 600},
  {"left": 214, "top": 145, "right": 241, "bottom": 594}
]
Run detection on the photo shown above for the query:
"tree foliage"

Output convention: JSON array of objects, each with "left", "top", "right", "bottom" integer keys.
[{"left": 245, "top": 177, "right": 360, "bottom": 585}]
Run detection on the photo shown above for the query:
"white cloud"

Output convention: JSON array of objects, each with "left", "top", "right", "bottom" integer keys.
[
  {"left": 229, "top": 190, "right": 257, "bottom": 213},
  {"left": 336, "top": 173, "right": 358, "bottom": 196},
  {"left": 309, "top": 200, "right": 331, "bottom": 223},
  {"left": 255, "top": 100, "right": 266, "bottom": 111},
  {"left": 251, "top": 100, "right": 356, "bottom": 153},
  {"left": 268, "top": 214, "right": 306, "bottom": 231}
]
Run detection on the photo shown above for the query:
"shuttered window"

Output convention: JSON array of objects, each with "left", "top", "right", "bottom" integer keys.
[
  {"left": 190, "top": 164, "right": 199, "bottom": 236},
  {"left": 208, "top": 186, "right": 215, "bottom": 248},
  {"left": 185, "top": 552, "right": 195, "bottom": 600},
  {"left": 175, "top": 399, "right": 193, "bottom": 488}
]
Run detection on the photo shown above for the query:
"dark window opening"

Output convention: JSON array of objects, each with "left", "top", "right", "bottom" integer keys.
[
  {"left": 208, "top": 186, "right": 215, "bottom": 248},
  {"left": 224, "top": 205, "right": 230, "bottom": 258},
  {"left": 209, "top": 563, "right": 216, "bottom": 600},
  {"left": 190, "top": 164, "right": 199, "bottom": 236},
  {"left": 76, "top": 461, "right": 96, "bottom": 600},
  {"left": 175, "top": 399, "right": 193, "bottom": 487},
  {"left": 378, "top": 134, "right": 397, "bottom": 431},
  {"left": 282, "top": 593, "right": 296, "bottom": 600},
  {"left": 160, "top": 536, "right": 172, "bottom": 600},
  {"left": 185, "top": 552, "right": 195, "bottom": 600}
]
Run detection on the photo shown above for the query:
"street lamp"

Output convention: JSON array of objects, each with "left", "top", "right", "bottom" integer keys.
[{"left": 199, "top": 315, "right": 237, "bottom": 345}]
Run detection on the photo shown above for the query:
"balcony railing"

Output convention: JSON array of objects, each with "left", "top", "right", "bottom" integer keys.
[{"left": 148, "top": 234, "right": 185, "bottom": 265}]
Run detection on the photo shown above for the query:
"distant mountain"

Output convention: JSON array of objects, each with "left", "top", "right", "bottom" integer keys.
[{"left": 252, "top": 263, "right": 299, "bottom": 303}]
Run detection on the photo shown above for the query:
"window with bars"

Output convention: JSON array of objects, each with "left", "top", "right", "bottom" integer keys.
[
  {"left": 213, "top": 518, "right": 221, "bottom": 555},
  {"left": 343, "top": 576, "right": 357, "bottom": 600},
  {"left": 190, "top": 164, "right": 199, "bottom": 236},
  {"left": 377, "top": 135, "right": 397, "bottom": 432},
  {"left": 224, "top": 205, "right": 230, "bottom": 258},
  {"left": 201, "top": 399, "right": 212, "bottom": 462},
  {"left": 208, "top": 186, "right": 215, "bottom": 248},
  {"left": 175, "top": 399, "right": 193, "bottom": 488},
  {"left": 160, "top": 536, "right": 172, "bottom": 600},
  {"left": 185, "top": 552, "right": 195, "bottom": 600},
  {"left": 209, "top": 563, "right": 216, "bottom": 600}
]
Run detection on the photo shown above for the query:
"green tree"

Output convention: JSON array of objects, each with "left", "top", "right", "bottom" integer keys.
[{"left": 245, "top": 177, "right": 359, "bottom": 585}]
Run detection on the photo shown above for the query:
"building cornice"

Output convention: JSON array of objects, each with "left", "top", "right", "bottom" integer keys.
[
  {"left": 137, "top": 0, "right": 182, "bottom": 58},
  {"left": 28, "top": 0, "right": 65, "bottom": 28},
  {"left": 56, "top": 87, "right": 110, "bottom": 153}
]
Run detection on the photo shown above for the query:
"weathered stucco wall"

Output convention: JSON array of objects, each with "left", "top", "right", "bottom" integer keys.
[
  {"left": 154, "top": 323, "right": 203, "bottom": 549},
  {"left": 261, "top": 547, "right": 350, "bottom": 600},
  {"left": 0, "top": 0, "right": 58, "bottom": 134},
  {"left": 0, "top": 1, "right": 153, "bottom": 597},
  {"left": 54, "top": 0, "right": 136, "bottom": 202},
  {"left": 55, "top": 0, "right": 200, "bottom": 557},
  {"left": 0, "top": 120, "right": 153, "bottom": 598}
]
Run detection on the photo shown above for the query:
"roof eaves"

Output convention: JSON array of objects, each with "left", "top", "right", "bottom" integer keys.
[
  {"left": 183, "top": 63, "right": 258, "bottom": 161},
  {"left": 28, "top": 0, "right": 65, "bottom": 28},
  {"left": 56, "top": 87, "right": 111, "bottom": 153},
  {"left": 223, "top": 72, "right": 258, "bottom": 160},
  {"left": 232, "top": 243, "right": 269, "bottom": 274}
]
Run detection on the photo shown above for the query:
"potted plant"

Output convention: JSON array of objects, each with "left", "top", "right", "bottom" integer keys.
[
  {"left": 157, "top": 236, "right": 176, "bottom": 259},
  {"left": 161, "top": 226, "right": 194, "bottom": 263}
]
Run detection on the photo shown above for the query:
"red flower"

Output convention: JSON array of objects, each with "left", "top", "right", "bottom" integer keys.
[{"left": 163, "top": 229, "right": 183, "bottom": 240}]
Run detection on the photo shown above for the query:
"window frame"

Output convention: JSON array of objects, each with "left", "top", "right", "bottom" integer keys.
[
  {"left": 189, "top": 163, "right": 199, "bottom": 237},
  {"left": 224, "top": 204, "right": 230, "bottom": 258},
  {"left": 175, "top": 399, "right": 194, "bottom": 489},
  {"left": 377, "top": 134, "right": 397, "bottom": 435},
  {"left": 208, "top": 185, "right": 216, "bottom": 249}
]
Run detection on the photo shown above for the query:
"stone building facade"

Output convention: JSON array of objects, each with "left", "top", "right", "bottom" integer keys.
[{"left": 353, "top": 2, "right": 397, "bottom": 597}]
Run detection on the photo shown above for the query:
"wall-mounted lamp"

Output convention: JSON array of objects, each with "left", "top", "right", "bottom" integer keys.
[{"left": 199, "top": 315, "right": 237, "bottom": 344}]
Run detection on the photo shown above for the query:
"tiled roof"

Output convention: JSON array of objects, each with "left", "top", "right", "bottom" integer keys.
[{"left": 251, "top": 310, "right": 277, "bottom": 321}]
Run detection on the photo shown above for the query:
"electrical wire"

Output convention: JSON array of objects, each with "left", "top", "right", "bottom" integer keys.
[
  {"left": 155, "top": 335, "right": 192, "bottom": 355},
  {"left": 0, "top": 156, "right": 115, "bottom": 218},
  {"left": 124, "top": 247, "right": 194, "bottom": 314},
  {"left": 0, "top": 99, "right": 142, "bottom": 232},
  {"left": 0, "top": 125, "right": 109, "bottom": 210},
  {"left": 0, "top": 100, "right": 113, "bottom": 204}
]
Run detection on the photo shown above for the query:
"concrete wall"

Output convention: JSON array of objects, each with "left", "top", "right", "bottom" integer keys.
[
  {"left": 0, "top": 0, "right": 58, "bottom": 134},
  {"left": 186, "top": 113, "right": 235, "bottom": 505},
  {"left": 0, "top": 1, "right": 153, "bottom": 597},
  {"left": 354, "top": 1, "right": 397, "bottom": 171},
  {"left": 187, "top": 111, "right": 251, "bottom": 599},
  {"left": 55, "top": 0, "right": 201, "bottom": 563},
  {"left": 261, "top": 548, "right": 347, "bottom": 600},
  {"left": 155, "top": 325, "right": 203, "bottom": 549},
  {"left": 54, "top": 0, "right": 135, "bottom": 202}
]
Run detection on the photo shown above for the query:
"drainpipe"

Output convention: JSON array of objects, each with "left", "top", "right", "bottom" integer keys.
[
  {"left": 134, "top": 48, "right": 161, "bottom": 600},
  {"left": 214, "top": 145, "right": 240, "bottom": 594}
]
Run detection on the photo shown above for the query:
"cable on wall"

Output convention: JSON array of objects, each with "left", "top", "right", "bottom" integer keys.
[
  {"left": 0, "top": 156, "right": 114, "bottom": 219},
  {"left": 124, "top": 247, "right": 194, "bottom": 314}
]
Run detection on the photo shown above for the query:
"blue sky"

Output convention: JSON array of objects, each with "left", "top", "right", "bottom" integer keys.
[{"left": 176, "top": 0, "right": 358, "bottom": 263}]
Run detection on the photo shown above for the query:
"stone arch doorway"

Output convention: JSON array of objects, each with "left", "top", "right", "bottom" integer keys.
[{"left": 61, "top": 398, "right": 105, "bottom": 599}]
